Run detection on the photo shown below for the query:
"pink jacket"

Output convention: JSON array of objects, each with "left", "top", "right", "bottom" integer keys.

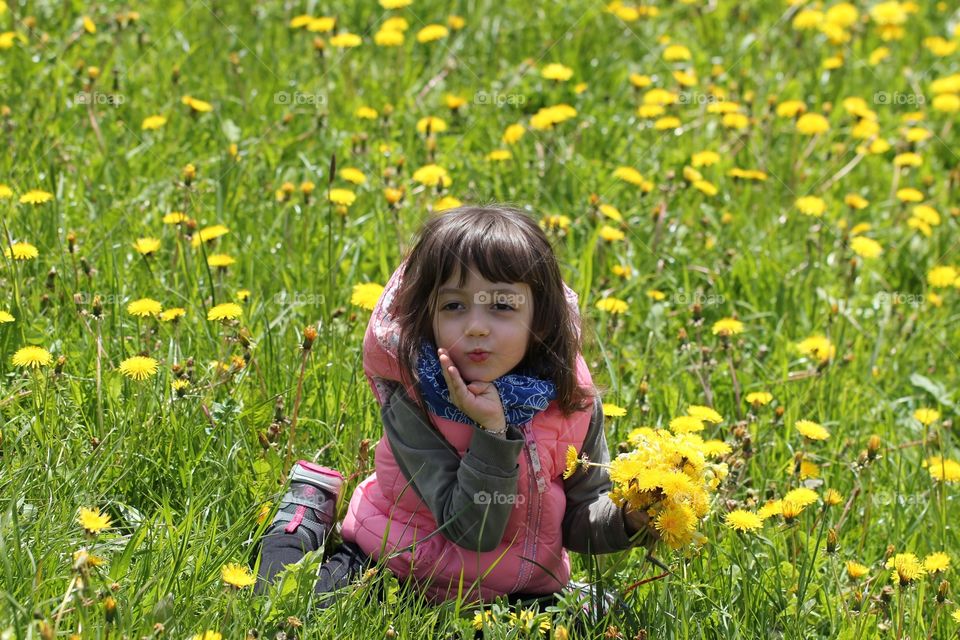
[{"left": 340, "top": 262, "right": 595, "bottom": 602}]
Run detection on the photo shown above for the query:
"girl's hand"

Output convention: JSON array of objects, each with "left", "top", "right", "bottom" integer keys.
[
  {"left": 624, "top": 507, "right": 660, "bottom": 551},
  {"left": 437, "top": 348, "right": 507, "bottom": 431}
]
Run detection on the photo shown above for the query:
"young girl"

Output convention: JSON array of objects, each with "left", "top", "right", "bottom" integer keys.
[{"left": 255, "top": 205, "right": 657, "bottom": 608}]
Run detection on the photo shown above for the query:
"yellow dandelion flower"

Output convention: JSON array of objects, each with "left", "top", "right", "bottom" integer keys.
[
  {"left": 595, "top": 297, "right": 628, "bottom": 314},
  {"left": 796, "top": 113, "right": 830, "bottom": 135},
  {"left": 163, "top": 211, "right": 187, "bottom": 225},
  {"left": 141, "top": 115, "right": 167, "bottom": 131},
  {"left": 306, "top": 17, "right": 337, "bottom": 33},
  {"left": 796, "top": 196, "right": 827, "bottom": 217},
  {"left": 356, "top": 106, "right": 379, "bottom": 120},
  {"left": 191, "top": 224, "right": 229, "bottom": 247},
  {"left": 77, "top": 507, "right": 112, "bottom": 534},
  {"left": 598, "top": 204, "right": 622, "bottom": 222},
  {"left": 923, "top": 552, "right": 950, "bottom": 573},
  {"left": 563, "top": 445, "right": 581, "bottom": 479},
  {"left": 133, "top": 237, "right": 161, "bottom": 256},
  {"left": 434, "top": 196, "right": 462, "bottom": 212},
  {"left": 824, "top": 489, "right": 844, "bottom": 506},
  {"left": 416, "top": 24, "right": 448, "bottom": 43},
  {"left": 927, "top": 266, "right": 958, "bottom": 288},
  {"left": 654, "top": 502, "right": 697, "bottom": 549},
  {"left": 412, "top": 164, "right": 452, "bottom": 187},
  {"left": 691, "top": 151, "right": 720, "bottom": 167},
  {"left": 486, "top": 149, "right": 512, "bottom": 162},
  {"left": 688, "top": 405, "right": 723, "bottom": 424},
  {"left": 914, "top": 408, "right": 940, "bottom": 425},
  {"left": 613, "top": 166, "right": 646, "bottom": 186},
  {"left": 925, "top": 456, "right": 960, "bottom": 483},
  {"left": 221, "top": 563, "right": 255, "bottom": 589},
  {"left": 850, "top": 236, "right": 882, "bottom": 259},
  {"left": 669, "top": 416, "right": 705, "bottom": 433},
  {"left": 433, "top": 196, "right": 463, "bottom": 212},
  {"left": 846, "top": 561, "right": 869, "bottom": 580},
  {"left": 18, "top": 189, "right": 54, "bottom": 205},
  {"left": 796, "top": 335, "right": 836, "bottom": 364},
  {"left": 119, "top": 356, "right": 159, "bottom": 381},
  {"left": 711, "top": 318, "right": 744, "bottom": 336},
  {"left": 646, "top": 289, "right": 666, "bottom": 301},
  {"left": 181, "top": 95, "right": 213, "bottom": 113},
  {"left": 339, "top": 167, "right": 367, "bottom": 185},
  {"left": 724, "top": 510, "right": 763, "bottom": 532},
  {"left": 0, "top": 184, "right": 13, "bottom": 199},
  {"left": 701, "top": 440, "right": 732, "bottom": 457},
  {"left": 192, "top": 632, "right": 222, "bottom": 640},
  {"left": 795, "top": 419, "right": 830, "bottom": 441},
  {"left": 745, "top": 391, "right": 773, "bottom": 406},
  {"left": 329, "top": 32, "right": 362, "bottom": 48},
  {"left": 0, "top": 310, "right": 14, "bottom": 324},
  {"left": 662, "top": 44, "right": 691, "bottom": 61},
  {"left": 757, "top": 500, "right": 782, "bottom": 520},
  {"left": 776, "top": 100, "right": 807, "bottom": 118},
  {"left": 602, "top": 403, "right": 627, "bottom": 418},
  {"left": 127, "top": 298, "right": 162, "bottom": 318},
  {"left": 351, "top": 283, "right": 385, "bottom": 310},
  {"left": 4, "top": 242, "right": 39, "bottom": 260},
  {"left": 207, "top": 254, "right": 236, "bottom": 268},
  {"left": 159, "top": 308, "right": 186, "bottom": 322},
  {"left": 886, "top": 553, "right": 926, "bottom": 586},
  {"left": 502, "top": 123, "right": 525, "bottom": 145},
  {"left": 783, "top": 487, "right": 819, "bottom": 508},
  {"left": 896, "top": 188, "right": 924, "bottom": 203},
  {"left": 541, "top": 63, "right": 573, "bottom": 81},
  {"left": 780, "top": 499, "right": 805, "bottom": 520},
  {"left": 12, "top": 346, "right": 53, "bottom": 368},
  {"left": 598, "top": 225, "right": 625, "bottom": 242},
  {"left": 207, "top": 303, "right": 242, "bottom": 322},
  {"left": 328, "top": 188, "right": 356, "bottom": 206}
]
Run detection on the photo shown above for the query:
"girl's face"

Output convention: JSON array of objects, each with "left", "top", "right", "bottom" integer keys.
[{"left": 432, "top": 265, "right": 534, "bottom": 383}]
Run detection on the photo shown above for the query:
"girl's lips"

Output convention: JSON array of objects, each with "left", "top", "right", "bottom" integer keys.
[{"left": 467, "top": 352, "right": 489, "bottom": 363}]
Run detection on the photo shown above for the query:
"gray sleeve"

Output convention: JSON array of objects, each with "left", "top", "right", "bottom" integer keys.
[
  {"left": 562, "top": 397, "right": 647, "bottom": 554},
  {"left": 381, "top": 387, "right": 525, "bottom": 552}
]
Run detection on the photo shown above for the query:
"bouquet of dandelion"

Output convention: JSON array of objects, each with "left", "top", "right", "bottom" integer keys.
[{"left": 567, "top": 406, "right": 731, "bottom": 550}]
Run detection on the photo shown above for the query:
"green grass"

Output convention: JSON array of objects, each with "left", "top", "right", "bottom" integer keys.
[{"left": 1, "top": 0, "right": 959, "bottom": 638}]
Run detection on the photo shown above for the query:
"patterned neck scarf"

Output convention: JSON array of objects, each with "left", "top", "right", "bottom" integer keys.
[{"left": 415, "top": 338, "right": 557, "bottom": 427}]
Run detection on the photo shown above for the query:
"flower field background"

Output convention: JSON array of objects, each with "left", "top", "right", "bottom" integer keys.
[{"left": 1, "top": 0, "right": 960, "bottom": 637}]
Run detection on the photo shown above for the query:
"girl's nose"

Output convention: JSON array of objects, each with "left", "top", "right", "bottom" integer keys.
[{"left": 465, "top": 310, "right": 489, "bottom": 336}]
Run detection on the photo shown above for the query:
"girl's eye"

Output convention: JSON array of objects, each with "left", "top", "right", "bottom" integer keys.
[{"left": 440, "top": 301, "right": 515, "bottom": 311}]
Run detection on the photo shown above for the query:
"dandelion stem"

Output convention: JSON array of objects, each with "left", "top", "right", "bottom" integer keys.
[{"left": 283, "top": 345, "right": 311, "bottom": 480}]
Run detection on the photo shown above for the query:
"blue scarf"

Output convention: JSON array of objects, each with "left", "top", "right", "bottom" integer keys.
[{"left": 415, "top": 338, "right": 557, "bottom": 427}]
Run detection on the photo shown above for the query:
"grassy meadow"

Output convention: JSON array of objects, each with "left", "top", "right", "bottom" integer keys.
[{"left": 1, "top": 0, "right": 960, "bottom": 637}]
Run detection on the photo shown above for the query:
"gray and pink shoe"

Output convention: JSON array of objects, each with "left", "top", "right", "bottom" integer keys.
[{"left": 254, "top": 461, "right": 344, "bottom": 591}]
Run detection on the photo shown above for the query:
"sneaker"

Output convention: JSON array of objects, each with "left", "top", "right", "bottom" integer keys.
[{"left": 254, "top": 461, "right": 344, "bottom": 591}]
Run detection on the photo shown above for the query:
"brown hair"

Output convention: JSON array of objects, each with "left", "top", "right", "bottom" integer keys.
[{"left": 392, "top": 204, "right": 596, "bottom": 418}]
